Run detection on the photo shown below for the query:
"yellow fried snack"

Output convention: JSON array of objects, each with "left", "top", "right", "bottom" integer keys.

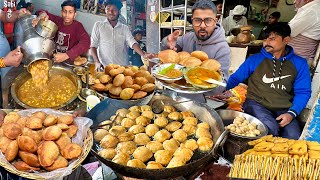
[
  {"left": 271, "top": 143, "right": 289, "bottom": 154},
  {"left": 251, "top": 151, "right": 272, "bottom": 156},
  {"left": 253, "top": 142, "right": 274, "bottom": 152},
  {"left": 242, "top": 149, "right": 255, "bottom": 155},
  {"left": 248, "top": 138, "right": 265, "bottom": 146},
  {"left": 307, "top": 141, "right": 320, "bottom": 151},
  {"left": 274, "top": 137, "right": 288, "bottom": 143},
  {"left": 287, "top": 139, "right": 296, "bottom": 147},
  {"left": 260, "top": 135, "right": 274, "bottom": 141},
  {"left": 289, "top": 141, "right": 307, "bottom": 155},
  {"left": 308, "top": 150, "right": 320, "bottom": 159},
  {"left": 271, "top": 153, "right": 289, "bottom": 158}
]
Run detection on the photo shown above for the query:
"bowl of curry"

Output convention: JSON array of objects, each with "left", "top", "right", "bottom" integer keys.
[
  {"left": 11, "top": 63, "right": 82, "bottom": 109},
  {"left": 184, "top": 67, "right": 223, "bottom": 89},
  {"left": 151, "top": 63, "right": 184, "bottom": 83}
]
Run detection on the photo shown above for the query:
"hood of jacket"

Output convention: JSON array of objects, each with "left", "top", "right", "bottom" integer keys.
[{"left": 260, "top": 45, "right": 295, "bottom": 61}]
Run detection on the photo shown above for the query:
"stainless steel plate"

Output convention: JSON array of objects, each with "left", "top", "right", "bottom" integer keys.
[
  {"left": 158, "top": 79, "right": 215, "bottom": 94},
  {"left": 217, "top": 109, "right": 268, "bottom": 139}
]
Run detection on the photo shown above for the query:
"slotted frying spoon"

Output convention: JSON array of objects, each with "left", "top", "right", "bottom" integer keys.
[{"left": 151, "top": 99, "right": 193, "bottom": 114}]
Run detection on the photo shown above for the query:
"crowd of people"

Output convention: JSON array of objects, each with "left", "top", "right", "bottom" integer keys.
[{"left": 0, "top": 0, "right": 319, "bottom": 140}]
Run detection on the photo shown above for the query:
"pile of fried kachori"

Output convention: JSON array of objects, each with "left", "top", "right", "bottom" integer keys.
[
  {"left": 158, "top": 50, "right": 221, "bottom": 72},
  {"left": 94, "top": 105, "right": 214, "bottom": 169},
  {"left": 91, "top": 64, "right": 155, "bottom": 100},
  {"left": 0, "top": 111, "right": 82, "bottom": 172}
]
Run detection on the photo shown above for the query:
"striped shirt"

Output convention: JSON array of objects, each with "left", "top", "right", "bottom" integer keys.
[
  {"left": 90, "top": 19, "right": 137, "bottom": 67},
  {"left": 289, "top": 34, "right": 319, "bottom": 63}
]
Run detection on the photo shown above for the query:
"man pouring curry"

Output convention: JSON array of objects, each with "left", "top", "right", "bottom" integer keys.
[{"left": 33, "top": 0, "right": 90, "bottom": 64}]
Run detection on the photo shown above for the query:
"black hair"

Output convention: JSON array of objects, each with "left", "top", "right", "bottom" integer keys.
[
  {"left": 132, "top": 28, "right": 142, "bottom": 36},
  {"left": 214, "top": 0, "right": 223, "bottom": 5},
  {"left": 26, "top": 2, "right": 33, "bottom": 8},
  {"left": 270, "top": 11, "right": 281, "bottom": 19},
  {"left": 61, "top": 0, "right": 76, "bottom": 11},
  {"left": 192, "top": 0, "right": 217, "bottom": 14},
  {"left": 265, "top": 22, "right": 291, "bottom": 38},
  {"left": 104, "top": 0, "right": 123, "bottom": 10}
]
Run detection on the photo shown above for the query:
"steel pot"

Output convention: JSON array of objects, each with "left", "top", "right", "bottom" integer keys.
[
  {"left": 35, "top": 19, "right": 58, "bottom": 39},
  {"left": 87, "top": 91, "right": 228, "bottom": 179},
  {"left": 14, "top": 14, "right": 38, "bottom": 47},
  {"left": 21, "top": 37, "right": 56, "bottom": 72},
  {"left": 11, "top": 66, "right": 82, "bottom": 109}
]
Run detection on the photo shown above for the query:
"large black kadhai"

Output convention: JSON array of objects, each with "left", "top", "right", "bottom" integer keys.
[{"left": 87, "top": 92, "right": 227, "bottom": 179}]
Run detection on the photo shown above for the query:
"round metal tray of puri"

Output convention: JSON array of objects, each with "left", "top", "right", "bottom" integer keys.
[
  {"left": 87, "top": 93, "right": 227, "bottom": 179},
  {"left": 217, "top": 109, "right": 268, "bottom": 140},
  {"left": 96, "top": 90, "right": 155, "bottom": 106}
]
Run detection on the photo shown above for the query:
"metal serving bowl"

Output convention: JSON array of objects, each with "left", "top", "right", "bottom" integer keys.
[
  {"left": 11, "top": 66, "right": 82, "bottom": 109},
  {"left": 217, "top": 109, "right": 268, "bottom": 140}
]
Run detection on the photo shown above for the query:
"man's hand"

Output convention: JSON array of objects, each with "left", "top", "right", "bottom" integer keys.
[
  {"left": 142, "top": 52, "right": 156, "bottom": 59},
  {"left": 72, "top": 108, "right": 86, "bottom": 118},
  {"left": 166, "top": 30, "right": 181, "bottom": 51},
  {"left": 276, "top": 113, "right": 294, "bottom": 127},
  {"left": 94, "top": 61, "right": 102, "bottom": 71},
  {"left": 3, "top": 46, "right": 23, "bottom": 67},
  {"left": 17, "top": 8, "right": 31, "bottom": 17},
  {"left": 53, "top": 53, "right": 69, "bottom": 63},
  {"left": 32, "top": 12, "right": 49, "bottom": 27}
]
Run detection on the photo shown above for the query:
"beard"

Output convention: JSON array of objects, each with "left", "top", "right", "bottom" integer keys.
[
  {"left": 196, "top": 29, "right": 212, "bottom": 41},
  {"left": 107, "top": 13, "right": 120, "bottom": 22}
]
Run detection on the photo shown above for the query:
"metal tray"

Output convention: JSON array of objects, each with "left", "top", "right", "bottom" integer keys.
[{"left": 158, "top": 78, "right": 216, "bottom": 94}]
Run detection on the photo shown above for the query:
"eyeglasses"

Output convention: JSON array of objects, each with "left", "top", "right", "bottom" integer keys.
[{"left": 192, "top": 18, "right": 216, "bottom": 27}]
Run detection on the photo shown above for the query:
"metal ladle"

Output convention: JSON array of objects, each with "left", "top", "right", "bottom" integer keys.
[
  {"left": 79, "top": 65, "right": 97, "bottom": 101},
  {"left": 151, "top": 99, "right": 193, "bottom": 114}
]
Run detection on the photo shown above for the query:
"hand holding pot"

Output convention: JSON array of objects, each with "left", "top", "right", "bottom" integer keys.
[
  {"left": 3, "top": 46, "right": 23, "bottom": 67},
  {"left": 32, "top": 11, "right": 49, "bottom": 27}
]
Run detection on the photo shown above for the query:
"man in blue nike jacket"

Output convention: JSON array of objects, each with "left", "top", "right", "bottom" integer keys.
[{"left": 227, "top": 23, "right": 311, "bottom": 139}]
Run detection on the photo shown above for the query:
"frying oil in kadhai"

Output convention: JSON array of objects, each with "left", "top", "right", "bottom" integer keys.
[{"left": 18, "top": 60, "right": 76, "bottom": 108}]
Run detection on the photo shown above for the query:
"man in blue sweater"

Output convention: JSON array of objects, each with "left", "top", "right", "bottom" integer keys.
[{"left": 227, "top": 23, "right": 311, "bottom": 139}]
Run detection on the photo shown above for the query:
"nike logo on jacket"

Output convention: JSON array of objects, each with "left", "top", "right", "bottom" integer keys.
[
  {"left": 226, "top": 46, "right": 311, "bottom": 116},
  {"left": 262, "top": 74, "right": 291, "bottom": 84}
]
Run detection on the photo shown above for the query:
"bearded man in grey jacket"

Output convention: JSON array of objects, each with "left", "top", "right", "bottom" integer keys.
[{"left": 161, "top": 0, "right": 230, "bottom": 87}]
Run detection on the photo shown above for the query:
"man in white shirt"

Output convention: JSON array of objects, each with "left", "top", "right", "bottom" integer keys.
[
  {"left": 90, "top": 0, "right": 148, "bottom": 68},
  {"left": 222, "top": 5, "right": 248, "bottom": 36},
  {"left": 288, "top": 0, "right": 320, "bottom": 66}
]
